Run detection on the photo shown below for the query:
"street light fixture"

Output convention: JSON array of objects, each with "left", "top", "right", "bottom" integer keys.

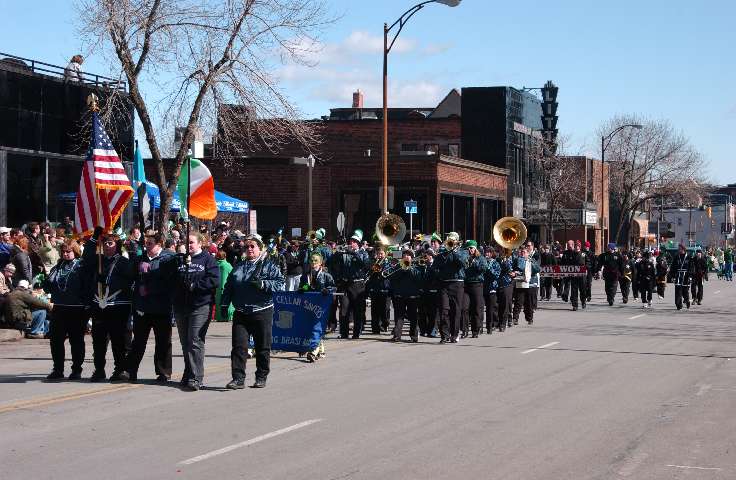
[
  {"left": 600, "top": 123, "right": 643, "bottom": 246},
  {"left": 381, "top": 0, "right": 461, "bottom": 214}
]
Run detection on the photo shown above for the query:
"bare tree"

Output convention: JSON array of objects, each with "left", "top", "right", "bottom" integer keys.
[
  {"left": 530, "top": 136, "right": 584, "bottom": 243},
  {"left": 77, "top": 0, "right": 332, "bottom": 228},
  {"left": 600, "top": 115, "right": 707, "bottom": 246}
]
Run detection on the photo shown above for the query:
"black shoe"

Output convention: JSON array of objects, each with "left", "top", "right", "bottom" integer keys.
[
  {"left": 450, "top": 338, "right": 458, "bottom": 343},
  {"left": 686, "top": 303, "right": 690, "bottom": 309},
  {"left": 513, "top": 320, "right": 519, "bottom": 325},
  {"left": 68, "top": 371, "right": 82, "bottom": 380},
  {"left": 439, "top": 339, "right": 448, "bottom": 344},
  {"left": 471, "top": 333, "right": 479, "bottom": 338},
  {"left": 156, "top": 374, "right": 168, "bottom": 384},
  {"left": 461, "top": 332, "right": 469, "bottom": 338},
  {"left": 90, "top": 370, "right": 106, "bottom": 382},
  {"left": 252, "top": 378, "right": 267, "bottom": 388},
  {"left": 339, "top": 334, "right": 349, "bottom": 339},
  {"left": 608, "top": 300, "right": 614, "bottom": 306},
  {"left": 411, "top": 337, "right": 418, "bottom": 343},
  {"left": 226, "top": 378, "right": 245, "bottom": 390},
  {"left": 128, "top": 373, "right": 138, "bottom": 383},
  {"left": 581, "top": 303, "right": 586, "bottom": 309},
  {"left": 527, "top": 320, "right": 533, "bottom": 324},
  {"left": 623, "top": 299, "right": 628, "bottom": 304},
  {"left": 562, "top": 297, "right": 568, "bottom": 302},
  {"left": 46, "top": 370, "right": 64, "bottom": 380},
  {"left": 184, "top": 380, "right": 200, "bottom": 391},
  {"left": 351, "top": 335, "right": 360, "bottom": 339},
  {"left": 109, "top": 371, "right": 130, "bottom": 382},
  {"left": 573, "top": 306, "right": 578, "bottom": 311},
  {"left": 391, "top": 336, "right": 401, "bottom": 342},
  {"left": 179, "top": 377, "right": 189, "bottom": 387},
  {"left": 507, "top": 322, "right": 512, "bottom": 328}
]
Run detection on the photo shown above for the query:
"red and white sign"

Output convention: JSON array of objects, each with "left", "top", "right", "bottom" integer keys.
[{"left": 540, "top": 265, "right": 588, "bottom": 278}]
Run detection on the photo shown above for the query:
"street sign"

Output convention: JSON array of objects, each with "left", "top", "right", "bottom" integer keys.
[
  {"left": 336, "top": 212, "right": 345, "bottom": 234},
  {"left": 584, "top": 210, "right": 598, "bottom": 226},
  {"left": 404, "top": 200, "right": 417, "bottom": 214},
  {"left": 249, "top": 210, "right": 257, "bottom": 234}
]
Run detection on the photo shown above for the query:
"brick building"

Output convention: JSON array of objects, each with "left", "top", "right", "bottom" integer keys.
[{"left": 207, "top": 89, "right": 508, "bottom": 242}]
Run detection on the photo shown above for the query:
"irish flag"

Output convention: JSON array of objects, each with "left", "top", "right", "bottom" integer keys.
[{"left": 178, "top": 157, "right": 217, "bottom": 220}]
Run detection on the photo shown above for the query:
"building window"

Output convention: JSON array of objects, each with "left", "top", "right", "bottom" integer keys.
[
  {"left": 448, "top": 143, "right": 460, "bottom": 157},
  {"left": 401, "top": 143, "right": 418, "bottom": 152}
]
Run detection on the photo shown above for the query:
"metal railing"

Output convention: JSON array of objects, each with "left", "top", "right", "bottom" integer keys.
[{"left": 0, "top": 52, "right": 127, "bottom": 91}]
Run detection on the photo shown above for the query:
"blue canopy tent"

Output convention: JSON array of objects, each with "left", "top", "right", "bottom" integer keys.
[{"left": 58, "top": 180, "right": 249, "bottom": 214}]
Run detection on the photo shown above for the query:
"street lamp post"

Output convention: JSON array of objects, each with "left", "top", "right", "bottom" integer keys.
[
  {"left": 382, "top": 0, "right": 461, "bottom": 214},
  {"left": 600, "top": 123, "right": 643, "bottom": 246}
]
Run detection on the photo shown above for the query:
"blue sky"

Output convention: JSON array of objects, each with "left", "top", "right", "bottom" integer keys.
[{"left": 1, "top": 0, "right": 734, "bottom": 181}]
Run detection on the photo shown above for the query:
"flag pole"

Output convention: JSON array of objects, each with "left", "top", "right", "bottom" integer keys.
[
  {"left": 87, "top": 94, "right": 105, "bottom": 303},
  {"left": 185, "top": 149, "right": 192, "bottom": 265}
]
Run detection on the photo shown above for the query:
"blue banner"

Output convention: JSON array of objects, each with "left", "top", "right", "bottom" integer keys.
[{"left": 272, "top": 291, "right": 333, "bottom": 353}]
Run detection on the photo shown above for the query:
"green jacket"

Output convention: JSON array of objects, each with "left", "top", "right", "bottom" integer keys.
[
  {"left": 4, "top": 289, "right": 50, "bottom": 325},
  {"left": 215, "top": 259, "right": 234, "bottom": 321}
]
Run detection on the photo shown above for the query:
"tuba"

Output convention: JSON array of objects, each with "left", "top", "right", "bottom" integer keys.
[
  {"left": 492, "top": 217, "right": 527, "bottom": 250},
  {"left": 375, "top": 213, "right": 407, "bottom": 246}
]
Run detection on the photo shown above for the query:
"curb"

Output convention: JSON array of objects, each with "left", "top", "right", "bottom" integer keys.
[{"left": 0, "top": 328, "right": 23, "bottom": 342}]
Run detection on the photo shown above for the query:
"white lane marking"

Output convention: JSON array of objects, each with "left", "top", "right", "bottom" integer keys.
[
  {"left": 714, "top": 290, "right": 721, "bottom": 294},
  {"left": 696, "top": 384, "right": 712, "bottom": 396},
  {"left": 179, "top": 419, "right": 323, "bottom": 465},
  {"left": 666, "top": 465, "right": 722, "bottom": 471},
  {"left": 629, "top": 314, "right": 646, "bottom": 320},
  {"left": 521, "top": 341, "right": 559, "bottom": 354}
]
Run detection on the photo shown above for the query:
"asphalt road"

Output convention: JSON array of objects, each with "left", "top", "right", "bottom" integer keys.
[{"left": 1, "top": 280, "right": 735, "bottom": 479}]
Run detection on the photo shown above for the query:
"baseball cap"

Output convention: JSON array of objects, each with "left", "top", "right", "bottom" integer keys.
[
  {"left": 17, "top": 279, "right": 30, "bottom": 289},
  {"left": 0, "top": 227, "right": 10, "bottom": 234}
]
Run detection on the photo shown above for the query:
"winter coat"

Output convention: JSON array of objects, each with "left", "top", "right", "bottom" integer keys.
[
  {"left": 43, "top": 258, "right": 87, "bottom": 307},
  {"left": 174, "top": 250, "right": 220, "bottom": 309},
  {"left": 132, "top": 250, "right": 178, "bottom": 315},
  {"left": 221, "top": 255, "right": 285, "bottom": 313}
]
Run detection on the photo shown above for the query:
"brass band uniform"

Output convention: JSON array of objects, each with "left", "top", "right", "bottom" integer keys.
[
  {"left": 329, "top": 230, "right": 370, "bottom": 339},
  {"left": 483, "top": 249, "right": 501, "bottom": 334},
  {"left": 512, "top": 247, "right": 533, "bottom": 324},
  {"left": 636, "top": 250, "right": 656, "bottom": 308},
  {"left": 691, "top": 250, "right": 708, "bottom": 305},
  {"left": 366, "top": 248, "right": 391, "bottom": 334},
  {"left": 418, "top": 249, "right": 439, "bottom": 337},
  {"left": 463, "top": 240, "right": 487, "bottom": 337},
  {"left": 388, "top": 250, "right": 422, "bottom": 342},
  {"left": 597, "top": 243, "right": 623, "bottom": 306},
  {"left": 561, "top": 240, "right": 585, "bottom": 311},
  {"left": 667, "top": 245, "right": 693, "bottom": 310},
  {"left": 434, "top": 232, "right": 468, "bottom": 343}
]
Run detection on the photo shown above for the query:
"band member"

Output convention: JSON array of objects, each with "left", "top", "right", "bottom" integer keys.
[
  {"left": 223, "top": 234, "right": 285, "bottom": 389},
  {"left": 526, "top": 241, "right": 540, "bottom": 311},
  {"left": 539, "top": 244, "right": 556, "bottom": 301},
  {"left": 483, "top": 247, "right": 501, "bottom": 334},
  {"left": 329, "top": 230, "right": 369, "bottom": 339},
  {"left": 419, "top": 249, "right": 440, "bottom": 337},
  {"left": 582, "top": 241, "right": 596, "bottom": 302},
  {"left": 597, "top": 243, "right": 623, "bottom": 306},
  {"left": 496, "top": 249, "right": 514, "bottom": 331},
  {"left": 85, "top": 227, "right": 134, "bottom": 382},
  {"left": 463, "top": 240, "right": 487, "bottom": 337},
  {"left": 619, "top": 253, "right": 634, "bottom": 304},
  {"left": 366, "top": 247, "right": 391, "bottom": 333},
  {"left": 512, "top": 246, "right": 533, "bottom": 324},
  {"left": 174, "top": 232, "right": 220, "bottom": 391},
  {"left": 561, "top": 240, "right": 585, "bottom": 311},
  {"left": 298, "top": 252, "right": 335, "bottom": 361},
  {"left": 435, "top": 232, "right": 468, "bottom": 343},
  {"left": 284, "top": 240, "right": 305, "bottom": 291},
  {"left": 43, "top": 239, "right": 87, "bottom": 380},
  {"left": 388, "top": 250, "right": 422, "bottom": 342},
  {"left": 126, "top": 232, "right": 177, "bottom": 383},
  {"left": 636, "top": 250, "right": 656, "bottom": 308},
  {"left": 667, "top": 244, "right": 693, "bottom": 310},
  {"left": 655, "top": 252, "right": 668, "bottom": 299},
  {"left": 690, "top": 249, "right": 708, "bottom": 305},
  {"left": 631, "top": 250, "right": 642, "bottom": 300},
  {"left": 429, "top": 232, "right": 442, "bottom": 253}
]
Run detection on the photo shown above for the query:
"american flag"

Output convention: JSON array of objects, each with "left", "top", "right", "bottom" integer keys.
[{"left": 74, "top": 112, "right": 133, "bottom": 236}]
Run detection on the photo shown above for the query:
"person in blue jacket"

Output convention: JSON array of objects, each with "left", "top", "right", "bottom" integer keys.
[
  {"left": 43, "top": 239, "right": 89, "bottom": 380},
  {"left": 388, "top": 250, "right": 423, "bottom": 342},
  {"left": 434, "top": 232, "right": 469, "bottom": 343},
  {"left": 463, "top": 240, "right": 487, "bottom": 338},
  {"left": 298, "top": 252, "right": 336, "bottom": 361},
  {"left": 222, "top": 233, "right": 285, "bottom": 390},
  {"left": 483, "top": 247, "right": 501, "bottom": 334}
]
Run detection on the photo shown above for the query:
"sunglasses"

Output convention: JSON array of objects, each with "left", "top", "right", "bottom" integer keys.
[{"left": 245, "top": 244, "right": 259, "bottom": 249}]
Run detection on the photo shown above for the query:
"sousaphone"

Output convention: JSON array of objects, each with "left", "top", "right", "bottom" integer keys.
[
  {"left": 492, "top": 216, "right": 527, "bottom": 250},
  {"left": 375, "top": 213, "right": 407, "bottom": 246}
]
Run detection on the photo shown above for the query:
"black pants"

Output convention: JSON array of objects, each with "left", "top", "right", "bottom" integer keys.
[
  {"left": 231, "top": 308, "right": 272, "bottom": 381},
  {"left": 554, "top": 279, "right": 563, "bottom": 297},
  {"left": 529, "top": 286, "right": 538, "bottom": 311},
  {"left": 461, "top": 291, "right": 470, "bottom": 334},
  {"left": 91, "top": 304, "right": 130, "bottom": 374},
  {"left": 563, "top": 278, "right": 584, "bottom": 308},
  {"left": 328, "top": 301, "right": 338, "bottom": 332},
  {"left": 419, "top": 291, "right": 439, "bottom": 336},
  {"left": 632, "top": 278, "right": 639, "bottom": 299},
  {"left": 619, "top": 279, "right": 631, "bottom": 303},
  {"left": 439, "top": 281, "right": 464, "bottom": 340},
  {"left": 691, "top": 278, "right": 704, "bottom": 303},
  {"left": 49, "top": 306, "right": 87, "bottom": 374},
  {"left": 465, "top": 282, "right": 484, "bottom": 334},
  {"left": 370, "top": 292, "right": 389, "bottom": 333},
  {"left": 175, "top": 304, "right": 211, "bottom": 383},
  {"left": 497, "top": 285, "right": 513, "bottom": 329},
  {"left": 512, "top": 287, "right": 534, "bottom": 323},
  {"left": 674, "top": 285, "right": 691, "bottom": 310},
  {"left": 604, "top": 277, "right": 618, "bottom": 304},
  {"left": 127, "top": 311, "right": 172, "bottom": 378},
  {"left": 585, "top": 274, "right": 593, "bottom": 301},
  {"left": 541, "top": 278, "right": 553, "bottom": 300},
  {"left": 640, "top": 283, "right": 653, "bottom": 304},
  {"left": 339, "top": 280, "right": 366, "bottom": 338},
  {"left": 392, "top": 297, "right": 418, "bottom": 340},
  {"left": 656, "top": 281, "right": 666, "bottom": 298},
  {"left": 484, "top": 292, "right": 498, "bottom": 332}
]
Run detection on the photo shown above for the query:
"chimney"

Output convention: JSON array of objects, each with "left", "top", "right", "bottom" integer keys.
[{"left": 352, "top": 89, "right": 364, "bottom": 109}]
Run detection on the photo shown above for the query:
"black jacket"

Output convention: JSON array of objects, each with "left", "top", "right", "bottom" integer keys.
[
  {"left": 132, "top": 249, "right": 178, "bottom": 315},
  {"left": 597, "top": 252, "right": 624, "bottom": 280},
  {"left": 636, "top": 260, "right": 656, "bottom": 290},
  {"left": 44, "top": 258, "right": 88, "bottom": 306},
  {"left": 83, "top": 239, "right": 135, "bottom": 307}
]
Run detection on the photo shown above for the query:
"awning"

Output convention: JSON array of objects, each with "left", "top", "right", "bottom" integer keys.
[{"left": 58, "top": 180, "right": 249, "bottom": 214}]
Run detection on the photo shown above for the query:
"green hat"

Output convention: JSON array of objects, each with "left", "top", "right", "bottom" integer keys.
[
  {"left": 464, "top": 240, "right": 478, "bottom": 249},
  {"left": 431, "top": 232, "right": 442, "bottom": 242},
  {"left": 315, "top": 228, "right": 326, "bottom": 240},
  {"left": 350, "top": 229, "right": 364, "bottom": 242}
]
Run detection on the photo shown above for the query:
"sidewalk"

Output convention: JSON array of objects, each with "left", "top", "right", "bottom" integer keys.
[{"left": 0, "top": 328, "right": 22, "bottom": 342}]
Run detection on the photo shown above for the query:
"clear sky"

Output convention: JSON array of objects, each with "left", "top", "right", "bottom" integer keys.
[{"left": 1, "top": 0, "right": 734, "bottom": 182}]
